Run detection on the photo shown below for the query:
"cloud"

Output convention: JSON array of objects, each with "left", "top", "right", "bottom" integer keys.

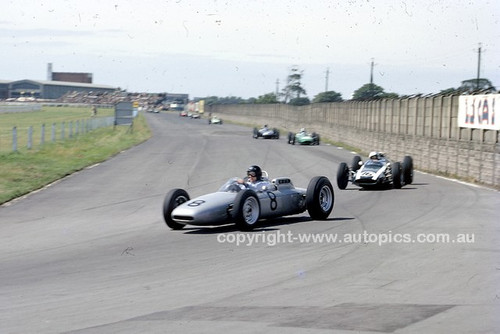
[{"left": 0, "top": 0, "right": 498, "bottom": 99}]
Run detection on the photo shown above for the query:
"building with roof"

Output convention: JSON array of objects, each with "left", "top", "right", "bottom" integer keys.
[
  {"left": 0, "top": 80, "right": 9, "bottom": 99},
  {"left": 47, "top": 62, "right": 93, "bottom": 84},
  {"left": 2, "top": 79, "right": 117, "bottom": 100}
]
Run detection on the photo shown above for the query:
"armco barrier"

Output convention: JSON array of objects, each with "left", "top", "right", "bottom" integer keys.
[{"left": 207, "top": 95, "right": 500, "bottom": 188}]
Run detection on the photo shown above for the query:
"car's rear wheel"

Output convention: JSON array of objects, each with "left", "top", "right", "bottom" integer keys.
[
  {"left": 392, "top": 162, "right": 402, "bottom": 189},
  {"left": 336, "top": 162, "right": 350, "bottom": 190},
  {"left": 253, "top": 128, "right": 259, "bottom": 138},
  {"left": 233, "top": 189, "right": 260, "bottom": 231},
  {"left": 163, "top": 189, "right": 190, "bottom": 230},
  {"left": 306, "top": 176, "right": 334, "bottom": 220},
  {"left": 287, "top": 132, "right": 293, "bottom": 144},
  {"left": 402, "top": 156, "right": 413, "bottom": 185},
  {"left": 273, "top": 129, "right": 279, "bottom": 139},
  {"left": 311, "top": 132, "right": 320, "bottom": 145}
]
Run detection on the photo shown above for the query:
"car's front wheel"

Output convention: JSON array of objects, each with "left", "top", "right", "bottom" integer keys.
[
  {"left": 306, "top": 176, "right": 334, "bottom": 220},
  {"left": 351, "top": 155, "right": 362, "bottom": 171},
  {"left": 336, "top": 162, "right": 350, "bottom": 190},
  {"left": 232, "top": 189, "right": 260, "bottom": 231},
  {"left": 162, "top": 189, "right": 190, "bottom": 230},
  {"left": 402, "top": 156, "right": 413, "bottom": 185},
  {"left": 392, "top": 162, "right": 403, "bottom": 189}
]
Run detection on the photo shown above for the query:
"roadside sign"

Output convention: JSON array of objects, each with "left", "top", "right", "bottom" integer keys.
[{"left": 115, "top": 101, "right": 134, "bottom": 126}]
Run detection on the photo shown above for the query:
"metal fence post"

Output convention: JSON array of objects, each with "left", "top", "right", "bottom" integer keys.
[
  {"left": 28, "top": 126, "right": 33, "bottom": 150},
  {"left": 61, "top": 122, "right": 65, "bottom": 140},
  {"left": 12, "top": 126, "right": 17, "bottom": 152},
  {"left": 52, "top": 123, "right": 56, "bottom": 142},
  {"left": 41, "top": 124, "right": 45, "bottom": 146}
]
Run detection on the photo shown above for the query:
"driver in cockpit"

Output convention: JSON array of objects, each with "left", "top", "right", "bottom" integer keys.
[{"left": 238, "top": 165, "right": 272, "bottom": 191}]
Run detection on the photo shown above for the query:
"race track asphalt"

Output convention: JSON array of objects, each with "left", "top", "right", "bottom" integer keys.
[{"left": 0, "top": 111, "right": 498, "bottom": 333}]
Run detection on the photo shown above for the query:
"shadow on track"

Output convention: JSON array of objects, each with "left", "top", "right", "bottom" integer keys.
[{"left": 182, "top": 216, "right": 354, "bottom": 234}]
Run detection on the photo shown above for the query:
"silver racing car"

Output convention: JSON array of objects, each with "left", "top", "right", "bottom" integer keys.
[{"left": 163, "top": 174, "right": 334, "bottom": 231}]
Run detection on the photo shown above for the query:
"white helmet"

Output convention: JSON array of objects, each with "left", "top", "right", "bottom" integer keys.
[{"left": 369, "top": 151, "right": 378, "bottom": 159}]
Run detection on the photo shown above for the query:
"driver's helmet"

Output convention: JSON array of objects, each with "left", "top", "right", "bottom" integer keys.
[
  {"left": 247, "top": 165, "right": 262, "bottom": 180},
  {"left": 300, "top": 128, "right": 305, "bottom": 133},
  {"left": 369, "top": 151, "right": 379, "bottom": 160}
]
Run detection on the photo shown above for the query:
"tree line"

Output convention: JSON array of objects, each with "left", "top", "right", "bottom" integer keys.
[{"left": 195, "top": 66, "right": 497, "bottom": 106}]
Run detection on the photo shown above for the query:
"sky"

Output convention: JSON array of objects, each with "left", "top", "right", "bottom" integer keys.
[{"left": 1, "top": 0, "right": 499, "bottom": 100}]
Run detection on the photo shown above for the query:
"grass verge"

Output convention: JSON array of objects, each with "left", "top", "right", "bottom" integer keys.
[{"left": 0, "top": 113, "right": 151, "bottom": 205}]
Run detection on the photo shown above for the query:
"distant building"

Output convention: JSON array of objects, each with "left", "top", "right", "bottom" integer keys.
[
  {"left": 47, "top": 63, "right": 93, "bottom": 84},
  {"left": 51, "top": 72, "right": 93, "bottom": 84},
  {"left": 0, "top": 80, "right": 9, "bottom": 99},
  {"left": 4, "top": 79, "right": 117, "bottom": 100}
]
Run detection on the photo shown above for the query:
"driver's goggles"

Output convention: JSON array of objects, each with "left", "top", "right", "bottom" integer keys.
[{"left": 247, "top": 172, "right": 256, "bottom": 177}]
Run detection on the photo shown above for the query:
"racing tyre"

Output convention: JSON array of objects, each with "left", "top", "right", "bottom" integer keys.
[
  {"left": 351, "top": 155, "right": 362, "bottom": 171},
  {"left": 392, "top": 162, "right": 403, "bottom": 189},
  {"left": 306, "top": 176, "right": 334, "bottom": 220},
  {"left": 311, "top": 132, "right": 319, "bottom": 145},
  {"left": 253, "top": 128, "right": 259, "bottom": 138},
  {"left": 233, "top": 189, "right": 260, "bottom": 231},
  {"left": 336, "top": 162, "right": 349, "bottom": 190},
  {"left": 402, "top": 156, "right": 413, "bottom": 185},
  {"left": 274, "top": 129, "right": 280, "bottom": 139},
  {"left": 163, "top": 189, "right": 190, "bottom": 230},
  {"left": 287, "top": 132, "right": 293, "bottom": 144}
]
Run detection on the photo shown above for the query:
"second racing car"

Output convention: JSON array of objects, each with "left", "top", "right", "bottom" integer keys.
[
  {"left": 337, "top": 152, "right": 413, "bottom": 189},
  {"left": 253, "top": 125, "right": 280, "bottom": 139}
]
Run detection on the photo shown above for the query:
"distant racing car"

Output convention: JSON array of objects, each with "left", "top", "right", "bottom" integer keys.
[
  {"left": 337, "top": 152, "right": 413, "bottom": 189},
  {"left": 208, "top": 115, "right": 223, "bottom": 124},
  {"left": 287, "top": 128, "right": 320, "bottom": 145},
  {"left": 163, "top": 174, "right": 334, "bottom": 231},
  {"left": 253, "top": 125, "right": 280, "bottom": 139}
]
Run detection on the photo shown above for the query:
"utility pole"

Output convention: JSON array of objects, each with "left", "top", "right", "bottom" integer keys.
[
  {"left": 369, "top": 58, "right": 376, "bottom": 98},
  {"left": 325, "top": 67, "right": 329, "bottom": 92},
  {"left": 370, "top": 58, "right": 375, "bottom": 85},
  {"left": 275, "top": 78, "right": 280, "bottom": 97},
  {"left": 476, "top": 43, "right": 482, "bottom": 90}
]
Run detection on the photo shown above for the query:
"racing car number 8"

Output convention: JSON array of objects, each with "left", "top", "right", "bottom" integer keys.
[
  {"left": 188, "top": 200, "right": 205, "bottom": 207},
  {"left": 267, "top": 192, "right": 278, "bottom": 211}
]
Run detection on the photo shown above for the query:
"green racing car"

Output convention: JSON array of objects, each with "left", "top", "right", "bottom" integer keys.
[{"left": 287, "top": 128, "right": 320, "bottom": 145}]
